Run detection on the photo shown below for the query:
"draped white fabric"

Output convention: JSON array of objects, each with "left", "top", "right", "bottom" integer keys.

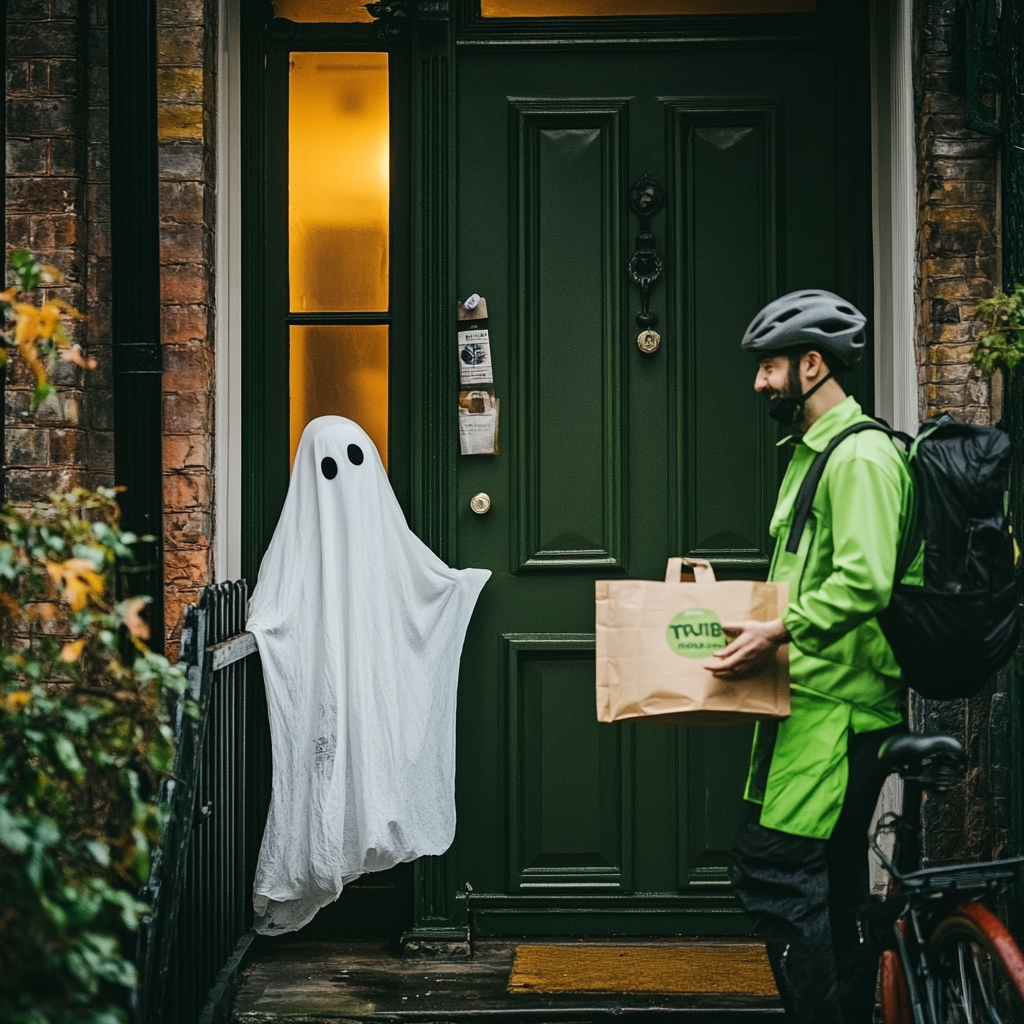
[{"left": 248, "top": 417, "right": 490, "bottom": 935}]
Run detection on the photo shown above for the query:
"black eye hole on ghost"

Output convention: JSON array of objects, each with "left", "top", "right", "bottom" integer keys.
[
  {"left": 321, "top": 457, "right": 338, "bottom": 480},
  {"left": 347, "top": 444, "right": 364, "bottom": 466}
]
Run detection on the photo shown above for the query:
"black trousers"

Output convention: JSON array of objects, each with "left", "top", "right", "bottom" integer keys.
[{"left": 728, "top": 724, "right": 903, "bottom": 1024}]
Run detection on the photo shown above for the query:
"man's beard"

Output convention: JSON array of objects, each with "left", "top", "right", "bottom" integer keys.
[
  {"left": 767, "top": 359, "right": 832, "bottom": 427},
  {"left": 766, "top": 359, "right": 806, "bottom": 426}
]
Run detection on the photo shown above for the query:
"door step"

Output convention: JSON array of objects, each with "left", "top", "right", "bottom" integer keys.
[{"left": 231, "top": 939, "right": 783, "bottom": 1022}]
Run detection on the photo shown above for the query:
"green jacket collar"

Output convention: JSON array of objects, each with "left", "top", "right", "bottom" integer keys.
[{"left": 795, "top": 395, "right": 864, "bottom": 453}]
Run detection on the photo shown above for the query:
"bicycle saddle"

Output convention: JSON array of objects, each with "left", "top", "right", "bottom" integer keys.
[{"left": 878, "top": 733, "right": 966, "bottom": 773}]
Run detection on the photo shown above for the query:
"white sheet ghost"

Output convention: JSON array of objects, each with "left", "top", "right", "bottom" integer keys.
[{"left": 247, "top": 416, "right": 490, "bottom": 935}]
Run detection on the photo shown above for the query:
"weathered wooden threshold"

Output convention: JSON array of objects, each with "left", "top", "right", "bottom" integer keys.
[{"left": 231, "top": 940, "right": 783, "bottom": 1023}]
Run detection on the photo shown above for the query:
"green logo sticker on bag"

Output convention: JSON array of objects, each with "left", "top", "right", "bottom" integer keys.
[{"left": 666, "top": 608, "right": 726, "bottom": 659}]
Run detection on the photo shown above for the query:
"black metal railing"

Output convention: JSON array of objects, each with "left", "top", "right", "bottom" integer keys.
[{"left": 134, "top": 580, "right": 270, "bottom": 1024}]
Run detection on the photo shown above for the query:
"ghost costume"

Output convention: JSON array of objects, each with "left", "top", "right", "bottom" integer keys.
[{"left": 247, "top": 416, "right": 490, "bottom": 935}]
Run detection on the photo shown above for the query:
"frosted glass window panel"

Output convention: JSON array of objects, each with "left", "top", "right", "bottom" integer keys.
[
  {"left": 482, "top": 0, "right": 813, "bottom": 13},
  {"left": 289, "top": 53, "right": 389, "bottom": 312},
  {"left": 273, "top": 0, "right": 374, "bottom": 22},
  {"left": 289, "top": 325, "right": 389, "bottom": 470}
]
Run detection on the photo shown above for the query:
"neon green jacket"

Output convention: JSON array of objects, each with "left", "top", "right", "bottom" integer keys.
[{"left": 744, "top": 395, "right": 919, "bottom": 840}]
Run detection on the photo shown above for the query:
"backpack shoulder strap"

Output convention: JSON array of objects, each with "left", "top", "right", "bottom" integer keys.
[{"left": 784, "top": 421, "right": 895, "bottom": 555}]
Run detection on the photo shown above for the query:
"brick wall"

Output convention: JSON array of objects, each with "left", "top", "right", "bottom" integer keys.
[
  {"left": 157, "top": 0, "right": 216, "bottom": 643},
  {"left": 6, "top": 0, "right": 111, "bottom": 499},
  {"left": 5, "top": 0, "right": 217, "bottom": 646},
  {"left": 916, "top": 0, "right": 1000, "bottom": 427},
  {"left": 914, "top": 0, "right": 1007, "bottom": 863}
]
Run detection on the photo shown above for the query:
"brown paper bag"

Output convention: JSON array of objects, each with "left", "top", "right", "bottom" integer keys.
[{"left": 595, "top": 558, "right": 790, "bottom": 726}]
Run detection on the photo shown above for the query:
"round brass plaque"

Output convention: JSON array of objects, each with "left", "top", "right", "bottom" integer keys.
[
  {"left": 470, "top": 492, "right": 492, "bottom": 515},
  {"left": 637, "top": 329, "right": 661, "bottom": 354}
]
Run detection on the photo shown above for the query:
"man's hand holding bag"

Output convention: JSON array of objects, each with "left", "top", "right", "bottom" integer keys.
[{"left": 595, "top": 558, "right": 790, "bottom": 726}]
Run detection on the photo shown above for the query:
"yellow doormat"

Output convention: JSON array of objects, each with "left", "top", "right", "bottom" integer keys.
[{"left": 508, "top": 943, "right": 778, "bottom": 997}]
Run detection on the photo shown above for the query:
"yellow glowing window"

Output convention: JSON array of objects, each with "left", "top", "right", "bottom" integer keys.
[
  {"left": 289, "top": 325, "right": 389, "bottom": 467},
  {"left": 288, "top": 52, "right": 390, "bottom": 470},
  {"left": 289, "top": 52, "right": 389, "bottom": 312},
  {"left": 273, "top": 0, "right": 373, "bottom": 22},
  {"left": 482, "top": 0, "right": 814, "bottom": 13}
]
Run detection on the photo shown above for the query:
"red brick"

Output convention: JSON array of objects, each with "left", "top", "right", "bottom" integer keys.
[
  {"left": 159, "top": 261, "right": 208, "bottom": 305},
  {"left": 162, "top": 340, "right": 212, "bottom": 392},
  {"left": 159, "top": 221, "right": 206, "bottom": 264},
  {"left": 160, "top": 303, "right": 209, "bottom": 344},
  {"left": 924, "top": 362, "right": 977, "bottom": 384},
  {"left": 6, "top": 467, "right": 82, "bottom": 503},
  {"left": 163, "top": 470, "right": 212, "bottom": 510},
  {"left": 163, "top": 391, "right": 212, "bottom": 434},
  {"left": 162, "top": 433, "right": 212, "bottom": 472},
  {"left": 5, "top": 426, "right": 49, "bottom": 465},
  {"left": 49, "top": 428, "right": 87, "bottom": 465},
  {"left": 29, "top": 213, "right": 81, "bottom": 249},
  {"left": 164, "top": 589, "right": 194, "bottom": 643},
  {"left": 164, "top": 510, "right": 212, "bottom": 548},
  {"left": 159, "top": 180, "right": 205, "bottom": 223},
  {"left": 157, "top": 26, "right": 204, "bottom": 66}
]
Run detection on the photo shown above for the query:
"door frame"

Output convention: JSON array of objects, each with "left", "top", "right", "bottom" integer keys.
[{"left": 225, "top": 0, "right": 914, "bottom": 944}]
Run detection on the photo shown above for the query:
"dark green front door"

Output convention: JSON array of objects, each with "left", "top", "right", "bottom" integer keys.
[{"left": 451, "top": 30, "right": 872, "bottom": 937}]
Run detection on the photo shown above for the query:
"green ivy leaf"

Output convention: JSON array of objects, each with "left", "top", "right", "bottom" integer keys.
[
  {"left": 9, "top": 248, "right": 43, "bottom": 292},
  {"left": 84, "top": 840, "right": 110, "bottom": 866},
  {"left": 30, "top": 380, "right": 55, "bottom": 412},
  {"left": 52, "top": 734, "right": 84, "bottom": 781}
]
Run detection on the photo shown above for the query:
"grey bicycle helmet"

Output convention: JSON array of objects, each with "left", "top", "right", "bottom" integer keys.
[{"left": 741, "top": 289, "right": 867, "bottom": 367}]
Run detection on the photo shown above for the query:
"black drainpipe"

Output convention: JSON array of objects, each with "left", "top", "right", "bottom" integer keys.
[
  {"left": 994, "top": 0, "right": 1024, "bottom": 929},
  {"left": 1, "top": 0, "right": 7, "bottom": 504},
  {"left": 107, "top": 0, "right": 164, "bottom": 652}
]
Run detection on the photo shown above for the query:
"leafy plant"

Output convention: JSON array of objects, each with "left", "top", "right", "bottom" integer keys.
[
  {"left": 1, "top": 249, "right": 95, "bottom": 411},
  {"left": 970, "top": 284, "right": 1024, "bottom": 376},
  {"left": 0, "top": 488, "right": 187, "bottom": 1024}
]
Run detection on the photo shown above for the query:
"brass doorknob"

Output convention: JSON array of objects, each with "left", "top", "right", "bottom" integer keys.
[{"left": 470, "top": 493, "right": 491, "bottom": 515}]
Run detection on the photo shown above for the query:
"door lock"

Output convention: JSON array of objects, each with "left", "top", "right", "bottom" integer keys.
[
  {"left": 470, "top": 493, "right": 491, "bottom": 515},
  {"left": 637, "top": 329, "right": 661, "bottom": 354}
]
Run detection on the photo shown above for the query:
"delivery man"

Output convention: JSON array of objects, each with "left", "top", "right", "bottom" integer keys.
[{"left": 707, "top": 290, "right": 916, "bottom": 1024}]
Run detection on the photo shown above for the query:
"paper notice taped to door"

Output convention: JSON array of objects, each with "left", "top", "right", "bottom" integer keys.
[
  {"left": 458, "top": 328, "right": 494, "bottom": 386},
  {"left": 459, "top": 390, "right": 499, "bottom": 456}
]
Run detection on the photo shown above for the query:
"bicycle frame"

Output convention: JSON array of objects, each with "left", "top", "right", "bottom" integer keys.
[{"left": 864, "top": 769, "right": 1024, "bottom": 1024}]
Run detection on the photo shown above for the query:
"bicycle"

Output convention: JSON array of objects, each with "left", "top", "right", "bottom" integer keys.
[{"left": 857, "top": 732, "right": 1024, "bottom": 1023}]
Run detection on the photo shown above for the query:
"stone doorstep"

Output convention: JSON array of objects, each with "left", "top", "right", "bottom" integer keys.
[{"left": 231, "top": 939, "right": 783, "bottom": 1023}]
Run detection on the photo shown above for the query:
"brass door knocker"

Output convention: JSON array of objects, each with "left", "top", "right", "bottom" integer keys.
[{"left": 628, "top": 175, "right": 664, "bottom": 354}]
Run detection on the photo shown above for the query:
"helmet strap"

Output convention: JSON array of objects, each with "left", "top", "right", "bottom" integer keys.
[{"left": 767, "top": 371, "right": 833, "bottom": 427}]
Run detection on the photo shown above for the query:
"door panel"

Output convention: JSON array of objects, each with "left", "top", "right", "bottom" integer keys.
[
  {"left": 455, "top": 39, "right": 868, "bottom": 935},
  {"left": 505, "top": 635, "right": 628, "bottom": 892},
  {"left": 513, "top": 103, "right": 626, "bottom": 569},
  {"left": 669, "top": 105, "right": 778, "bottom": 560}
]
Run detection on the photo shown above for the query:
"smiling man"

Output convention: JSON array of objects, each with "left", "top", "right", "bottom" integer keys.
[{"left": 707, "top": 290, "right": 916, "bottom": 1024}]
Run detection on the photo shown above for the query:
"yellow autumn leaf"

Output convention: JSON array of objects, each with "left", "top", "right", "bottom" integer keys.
[
  {"left": 0, "top": 286, "right": 18, "bottom": 303},
  {"left": 4, "top": 690, "right": 31, "bottom": 713},
  {"left": 12, "top": 306, "right": 48, "bottom": 385},
  {"left": 12, "top": 303, "right": 41, "bottom": 342},
  {"left": 37, "top": 302, "right": 61, "bottom": 339},
  {"left": 46, "top": 558, "right": 104, "bottom": 612},
  {"left": 60, "top": 638, "right": 86, "bottom": 663}
]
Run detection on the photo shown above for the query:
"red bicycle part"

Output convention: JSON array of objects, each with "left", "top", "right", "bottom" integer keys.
[
  {"left": 880, "top": 936, "right": 912, "bottom": 1024},
  {"left": 954, "top": 900, "right": 1024, "bottom": 1000}
]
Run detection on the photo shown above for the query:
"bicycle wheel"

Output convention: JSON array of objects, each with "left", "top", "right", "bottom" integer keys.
[{"left": 926, "top": 902, "right": 1024, "bottom": 1023}]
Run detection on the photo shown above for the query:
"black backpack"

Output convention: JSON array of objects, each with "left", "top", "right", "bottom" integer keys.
[{"left": 786, "top": 414, "right": 1020, "bottom": 700}]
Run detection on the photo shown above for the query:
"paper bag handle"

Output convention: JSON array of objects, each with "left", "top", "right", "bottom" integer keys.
[{"left": 665, "top": 557, "right": 717, "bottom": 584}]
